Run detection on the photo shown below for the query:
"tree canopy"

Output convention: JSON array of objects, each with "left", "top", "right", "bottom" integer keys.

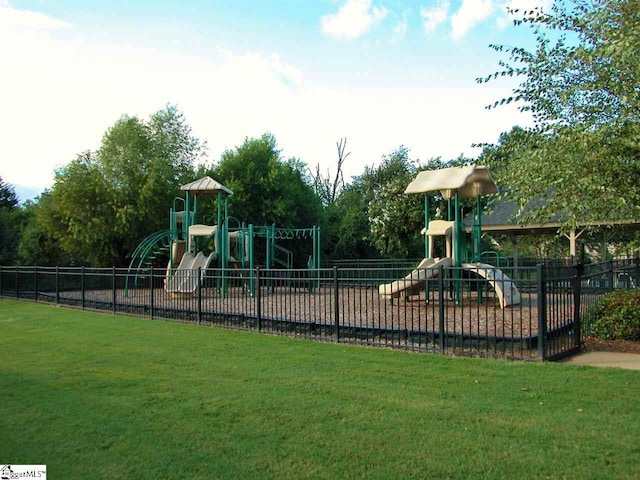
[
  {"left": 0, "top": 177, "right": 22, "bottom": 265},
  {"left": 478, "top": 0, "right": 640, "bottom": 229},
  {"left": 210, "top": 133, "right": 323, "bottom": 230},
  {"left": 28, "top": 105, "right": 204, "bottom": 266}
]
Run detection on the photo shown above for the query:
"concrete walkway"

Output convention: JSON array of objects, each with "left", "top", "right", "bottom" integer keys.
[{"left": 561, "top": 352, "right": 640, "bottom": 370}]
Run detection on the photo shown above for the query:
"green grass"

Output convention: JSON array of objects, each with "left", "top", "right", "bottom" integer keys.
[{"left": 1, "top": 299, "right": 639, "bottom": 479}]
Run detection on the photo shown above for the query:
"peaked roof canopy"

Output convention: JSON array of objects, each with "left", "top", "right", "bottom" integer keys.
[
  {"left": 404, "top": 165, "right": 498, "bottom": 199},
  {"left": 180, "top": 176, "right": 233, "bottom": 196}
]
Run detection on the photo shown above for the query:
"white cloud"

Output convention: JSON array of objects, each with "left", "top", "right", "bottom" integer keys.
[
  {"left": 392, "top": 10, "right": 409, "bottom": 42},
  {"left": 321, "top": 0, "right": 388, "bottom": 40},
  {"left": 451, "top": 0, "right": 494, "bottom": 40},
  {"left": 0, "top": 3, "right": 71, "bottom": 30},
  {"left": 0, "top": 3, "right": 530, "bottom": 193},
  {"left": 420, "top": 1, "right": 450, "bottom": 34}
]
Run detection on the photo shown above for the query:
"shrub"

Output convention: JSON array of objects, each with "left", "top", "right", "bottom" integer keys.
[{"left": 587, "top": 289, "right": 640, "bottom": 340}]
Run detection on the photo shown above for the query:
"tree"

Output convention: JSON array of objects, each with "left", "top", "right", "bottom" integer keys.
[
  {"left": 17, "top": 195, "right": 71, "bottom": 266},
  {"left": 310, "top": 137, "right": 349, "bottom": 207},
  {"left": 0, "top": 177, "right": 21, "bottom": 264},
  {"left": 354, "top": 147, "right": 425, "bottom": 258},
  {"left": 29, "top": 105, "right": 204, "bottom": 266},
  {"left": 478, "top": 0, "right": 640, "bottom": 229},
  {"left": 211, "top": 133, "right": 323, "bottom": 229},
  {"left": 324, "top": 186, "right": 378, "bottom": 260}
]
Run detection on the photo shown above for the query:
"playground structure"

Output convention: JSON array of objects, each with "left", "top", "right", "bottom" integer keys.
[
  {"left": 126, "top": 176, "right": 321, "bottom": 297},
  {"left": 379, "top": 165, "right": 521, "bottom": 309}
]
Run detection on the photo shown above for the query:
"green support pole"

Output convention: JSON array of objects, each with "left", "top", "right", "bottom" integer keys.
[
  {"left": 185, "top": 193, "right": 191, "bottom": 251},
  {"left": 266, "top": 227, "right": 272, "bottom": 270},
  {"left": 475, "top": 194, "right": 484, "bottom": 304},
  {"left": 249, "top": 224, "right": 255, "bottom": 296},
  {"left": 316, "top": 226, "right": 322, "bottom": 269},
  {"left": 193, "top": 195, "right": 199, "bottom": 225},
  {"left": 221, "top": 195, "right": 230, "bottom": 298},
  {"left": 315, "top": 226, "right": 322, "bottom": 292},
  {"left": 424, "top": 195, "right": 430, "bottom": 259},
  {"left": 454, "top": 191, "right": 461, "bottom": 305},
  {"left": 216, "top": 191, "right": 223, "bottom": 261}
]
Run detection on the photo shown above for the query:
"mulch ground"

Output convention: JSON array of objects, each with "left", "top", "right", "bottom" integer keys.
[{"left": 582, "top": 337, "right": 640, "bottom": 354}]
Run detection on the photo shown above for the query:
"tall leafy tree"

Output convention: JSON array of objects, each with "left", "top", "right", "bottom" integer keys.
[
  {"left": 478, "top": 0, "right": 640, "bottom": 229},
  {"left": 30, "top": 105, "right": 203, "bottom": 266},
  {"left": 211, "top": 133, "right": 323, "bottom": 229},
  {"left": 354, "top": 147, "right": 425, "bottom": 258},
  {"left": 0, "top": 177, "right": 21, "bottom": 264}
]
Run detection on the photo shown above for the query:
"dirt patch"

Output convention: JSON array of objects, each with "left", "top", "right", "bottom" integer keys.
[{"left": 582, "top": 337, "right": 640, "bottom": 354}]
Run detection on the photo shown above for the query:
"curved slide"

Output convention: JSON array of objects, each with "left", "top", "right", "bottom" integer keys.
[
  {"left": 166, "top": 251, "right": 216, "bottom": 294},
  {"left": 379, "top": 257, "right": 452, "bottom": 299},
  {"left": 461, "top": 262, "right": 521, "bottom": 309}
]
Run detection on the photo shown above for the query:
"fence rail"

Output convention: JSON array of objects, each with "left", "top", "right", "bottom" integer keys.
[{"left": 1, "top": 257, "right": 638, "bottom": 361}]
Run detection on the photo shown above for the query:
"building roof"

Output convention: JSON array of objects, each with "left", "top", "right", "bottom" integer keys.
[{"left": 464, "top": 195, "right": 640, "bottom": 236}]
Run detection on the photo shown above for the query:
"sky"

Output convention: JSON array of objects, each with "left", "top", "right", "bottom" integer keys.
[{"left": 1, "top": 0, "right": 549, "bottom": 201}]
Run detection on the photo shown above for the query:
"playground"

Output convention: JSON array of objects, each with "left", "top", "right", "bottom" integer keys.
[{"left": 5, "top": 165, "right": 636, "bottom": 359}]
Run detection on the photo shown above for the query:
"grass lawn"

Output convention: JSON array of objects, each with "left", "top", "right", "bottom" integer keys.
[{"left": 1, "top": 299, "right": 639, "bottom": 479}]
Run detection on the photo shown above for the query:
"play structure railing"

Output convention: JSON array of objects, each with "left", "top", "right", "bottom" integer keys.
[{"left": 2, "top": 257, "right": 639, "bottom": 361}]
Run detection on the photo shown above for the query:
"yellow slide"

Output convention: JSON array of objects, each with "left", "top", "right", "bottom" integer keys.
[
  {"left": 166, "top": 251, "right": 215, "bottom": 294},
  {"left": 461, "top": 263, "right": 521, "bottom": 309},
  {"left": 379, "top": 257, "right": 452, "bottom": 299}
]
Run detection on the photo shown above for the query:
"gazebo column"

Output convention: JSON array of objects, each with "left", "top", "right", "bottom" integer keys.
[{"left": 564, "top": 228, "right": 585, "bottom": 260}]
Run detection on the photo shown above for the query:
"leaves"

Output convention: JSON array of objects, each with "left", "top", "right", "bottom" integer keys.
[
  {"left": 25, "top": 106, "right": 204, "bottom": 266},
  {"left": 479, "top": 0, "right": 640, "bottom": 234}
]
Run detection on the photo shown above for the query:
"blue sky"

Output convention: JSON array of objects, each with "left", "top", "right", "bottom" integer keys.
[{"left": 1, "top": 0, "right": 548, "bottom": 200}]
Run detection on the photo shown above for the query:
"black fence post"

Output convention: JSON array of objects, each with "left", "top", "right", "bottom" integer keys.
[
  {"left": 0, "top": 265, "right": 3, "bottom": 297},
  {"left": 607, "top": 259, "right": 614, "bottom": 292},
  {"left": 112, "top": 267, "right": 117, "bottom": 315},
  {"left": 438, "top": 265, "right": 445, "bottom": 353},
  {"left": 197, "top": 266, "right": 202, "bottom": 325},
  {"left": 537, "top": 264, "right": 547, "bottom": 360},
  {"left": 81, "top": 266, "right": 85, "bottom": 310},
  {"left": 56, "top": 266, "right": 60, "bottom": 304},
  {"left": 15, "top": 265, "right": 19, "bottom": 299},
  {"left": 150, "top": 267, "right": 155, "bottom": 320},
  {"left": 256, "top": 267, "right": 262, "bottom": 332},
  {"left": 573, "top": 262, "right": 583, "bottom": 349},
  {"left": 334, "top": 267, "right": 340, "bottom": 343},
  {"left": 34, "top": 266, "right": 38, "bottom": 302}
]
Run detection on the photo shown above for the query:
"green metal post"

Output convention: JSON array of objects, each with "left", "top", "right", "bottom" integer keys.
[
  {"left": 424, "top": 195, "right": 430, "bottom": 259},
  {"left": 193, "top": 195, "right": 199, "bottom": 225},
  {"left": 249, "top": 224, "right": 255, "bottom": 296},
  {"left": 185, "top": 193, "right": 191, "bottom": 250},
  {"left": 453, "top": 191, "right": 461, "bottom": 305}
]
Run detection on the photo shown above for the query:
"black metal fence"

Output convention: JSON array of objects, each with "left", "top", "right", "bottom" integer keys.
[{"left": 1, "top": 257, "right": 638, "bottom": 361}]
